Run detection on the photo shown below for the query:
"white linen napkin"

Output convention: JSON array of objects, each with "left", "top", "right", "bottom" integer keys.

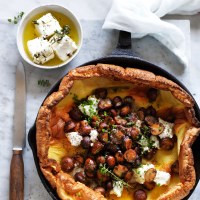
[{"left": 102, "top": 0, "right": 200, "bottom": 68}]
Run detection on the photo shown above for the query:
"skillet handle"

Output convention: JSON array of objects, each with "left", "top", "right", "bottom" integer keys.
[{"left": 111, "top": 31, "right": 137, "bottom": 57}]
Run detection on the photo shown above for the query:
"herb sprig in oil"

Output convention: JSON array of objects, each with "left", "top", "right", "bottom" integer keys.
[{"left": 54, "top": 25, "right": 71, "bottom": 42}]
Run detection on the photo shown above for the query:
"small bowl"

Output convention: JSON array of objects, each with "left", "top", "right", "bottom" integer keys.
[{"left": 17, "top": 4, "right": 82, "bottom": 69}]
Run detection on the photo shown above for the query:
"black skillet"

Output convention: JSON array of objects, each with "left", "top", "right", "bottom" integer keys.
[{"left": 28, "top": 31, "right": 200, "bottom": 200}]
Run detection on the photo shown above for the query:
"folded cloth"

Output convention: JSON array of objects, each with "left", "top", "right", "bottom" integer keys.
[{"left": 102, "top": 0, "right": 200, "bottom": 68}]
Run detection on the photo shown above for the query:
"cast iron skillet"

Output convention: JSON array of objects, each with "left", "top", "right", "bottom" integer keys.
[{"left": 28, "top": 31, "right": 200, "bottom": 200}]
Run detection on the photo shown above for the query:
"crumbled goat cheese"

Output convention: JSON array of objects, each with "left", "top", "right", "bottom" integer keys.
[
  {"left": 138, "top": 135, "right": 150, "bottom": 153},
  {"left": 135, "top": 119, "right": 142, "bottom": 129},
  {"left": 133, "top": 164, "right": 171, "bottom": 186},
  {"left": 50, "top": 34, "right": 77, "bottom": 61},
  {"left": 66, "top": 132, "right": 82, "bottom": 146},
  {"left": 133, "top": 164, "right": 155, "bottom": 184},
  {"left": 138, "top": 134, "right": 160, "bottom": 153},
  {"left": 27, "top": 37, "right": 54, "bottom": 64},
  {"left": 34, "top": 13, "right": 62, "bottom": 38},
  {"left": 158, "top": 118, "right": 174, "bottom": 139},
  {"left": 150, "top": 135, "right": 160, "bottom": 149},
  {"left": 154, "top": 170, "right": 171, "bottom": 186},
  {"left": 110, "top": 181, "right": 124, "bottom": 197},
  {"left": 89, "top": 129, "right": 99, "bottom": 142},
  {"left": 78, "top": 95, "right": 99, "bottom": 117}
]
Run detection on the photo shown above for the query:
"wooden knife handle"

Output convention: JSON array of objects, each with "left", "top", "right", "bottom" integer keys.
[{"left": 9, "top": 150, "right": 24, "bottom": 200}]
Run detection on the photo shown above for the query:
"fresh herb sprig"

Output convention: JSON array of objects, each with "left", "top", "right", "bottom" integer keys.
[
  {"left": 126, "top": 121, "right": 135, "bottom": 127},
  {"left": 99, "top": 164, "right": 132, "bottom": 188},
  {"left": 54, "top": 25, "right": 71, "bottom": 42},
  {"left": 8, "top": 12, "right": 24, "bottom": 24},
  {"left": 38, "top": 79, "right": 51, "bottom": 87},
  {"left": 62, "top": 25, "right": 70, "bottom": 35}
]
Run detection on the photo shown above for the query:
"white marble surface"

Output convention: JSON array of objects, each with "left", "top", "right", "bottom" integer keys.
[{"left": 0, "top": 0, "right": 200, "bottom": 199}]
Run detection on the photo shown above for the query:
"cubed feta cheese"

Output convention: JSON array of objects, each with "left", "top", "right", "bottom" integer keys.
[
  {"left": 90, "top": 130, "right": 99, "bottom": 142},
  {"left": 49, "top": 34, "right": 77, "bottom": 61},
  {"left": 66, "top": 132, "right": 83, "bottom": 146},
  {"left": 154, "top": 170, "right": 171, "bottom": 186},
  {"left": 133, "top": 164, "right": 155, "bottom": 184},
  {"left": 78, "top": 95, "right": 100, "bottom": 117},
  {"left": 110, "top": 181, "right": 124, "bottom": 197},
  {"left": 34, "top": 13, "right": 62, "bottom": 38},
  {"left": 158, "top": 118, "right": 174, "bottom": 139},
  {"left": 27, "top": 37, "right": 54, "bottom": 64}
]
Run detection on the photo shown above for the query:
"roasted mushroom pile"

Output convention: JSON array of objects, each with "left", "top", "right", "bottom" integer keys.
[
  {"left": 36, "top": 64, "right": 200, "bottom": 200},
  {"left": 61, "top": 87, "right": 180, "bottom": 199}
]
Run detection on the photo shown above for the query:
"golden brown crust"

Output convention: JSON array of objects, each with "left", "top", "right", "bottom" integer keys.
[
  {"left": 184, "top": 108, "right": 200, "bottom": 127},
  {"left": 68, "top": 65, "right": 100, "bottom": 79},
  {"left": 179, "top": 128, "right": 199, "bottom": 189},
  {"left": 158, "top": 127, "right": 200, "bottom": 200},
  {"left": 36, "top": 106, "right": 51, "bottom": 161},
  {"left": 65, "top": 63, "right": 194, "bottom": 107},
  {"left": 56, "top": 173, "right": 106, "bottom": 200},
  {"left": 36, "top": 64, "right": 199, "bottom": 200}
]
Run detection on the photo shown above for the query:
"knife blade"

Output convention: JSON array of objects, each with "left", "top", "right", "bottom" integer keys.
[{"left": 10, "top": 62, "right": 26, "bottom": 200}]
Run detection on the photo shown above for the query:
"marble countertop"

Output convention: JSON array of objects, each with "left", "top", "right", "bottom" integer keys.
[{"left": 0, "top": 0, "right": 200, "bottom": 199}]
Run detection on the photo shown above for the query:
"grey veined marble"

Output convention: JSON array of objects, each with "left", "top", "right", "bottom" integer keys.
[{"left": 0, "top": 14, "right": 200, "bottom": 200}]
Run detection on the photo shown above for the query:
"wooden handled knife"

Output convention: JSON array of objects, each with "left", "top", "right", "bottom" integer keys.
[{"left": 9, "top": 62, "right": 26, "bottom": 200}]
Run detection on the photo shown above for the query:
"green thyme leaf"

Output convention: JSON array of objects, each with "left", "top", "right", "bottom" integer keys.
[
  {"left": 112, "top": 124, "right": 117, "bottom": 129},
  {"left": 62, "top": 25, "right": 70, "bottom": 35},
  {"left": 54, "top": 25, "right": 71, "bottom": 42},
  {"left": 103, "top": 111, "right": 108, "bottom": 116},
  {"left": 126, "top": 121, "right": 135, "bottom": 127},
  {"left": 99, "top": 164, "right": 133, "bottom": 188},
  {"left": 19, "top": 11, "right": 24, "bottom": 17},
  {"left": 102, "top": 128, "right": 107, "bottom": 133},
  {"left": 8, "top": 11, "right": 24, "bottom": 24},
  {"left": 38, "top": 79, "right": 51, "bottom": 87}
]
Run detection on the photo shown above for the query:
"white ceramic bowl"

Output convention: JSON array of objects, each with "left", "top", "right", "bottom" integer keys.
[{"left": 17, "top": 4, "right": 82, "bottom": 69}]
